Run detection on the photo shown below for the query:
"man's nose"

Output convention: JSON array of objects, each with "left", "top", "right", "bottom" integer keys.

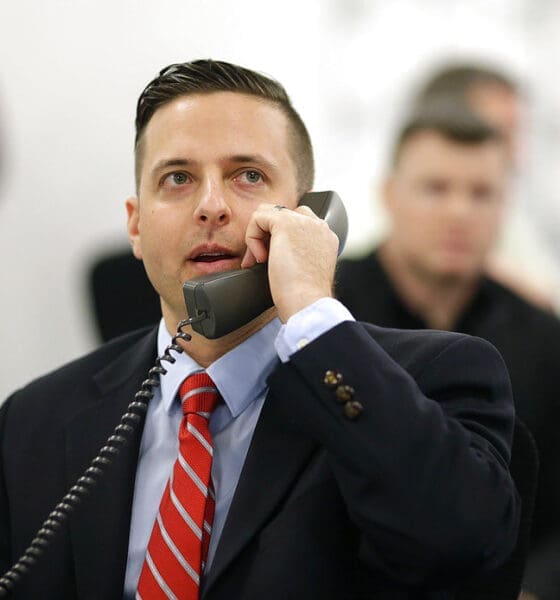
[
  {"left": 446, "top": 193, "right": 473, "bottom": 220},
  {"left": 192, "top": 181, "right": 232, "bottom": 226}
]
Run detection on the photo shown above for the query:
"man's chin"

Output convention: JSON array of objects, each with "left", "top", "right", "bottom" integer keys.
[
  {"left": 415, "top": 259, "right": 480, "bottom": 285},
  {"left": 433, "top": 265, "right": 480, "bottom": 285}
]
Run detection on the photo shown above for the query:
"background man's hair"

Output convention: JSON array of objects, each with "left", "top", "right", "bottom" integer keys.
[
  {"left": 134, "top": 59, "right": 314, "bottom": 195},
  {"left": 414, "top": 62, "right": 519, "bottom": 106},
  {"left": 390, "top": 100, "right": 505, "bottom": 167}
]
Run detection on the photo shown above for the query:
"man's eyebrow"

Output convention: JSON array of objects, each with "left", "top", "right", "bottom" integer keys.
[
  {"left": 150, "top": 154, "right": 281, "bottom": 176},
  {"left": 229, "top": 154, "right": 280, "bottom": 171},
  {"left": 151, "top": 158, "right": 192, "bottom": 175}
]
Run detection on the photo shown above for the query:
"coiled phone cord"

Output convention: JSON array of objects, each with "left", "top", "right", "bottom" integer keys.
[{"left": 0, "top": 315, "right": 205, "bottom": 597}]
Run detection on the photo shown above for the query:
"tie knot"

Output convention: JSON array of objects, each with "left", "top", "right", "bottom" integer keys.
[{"left": 179, "top": 372, "right": 220, "bottom": 415}]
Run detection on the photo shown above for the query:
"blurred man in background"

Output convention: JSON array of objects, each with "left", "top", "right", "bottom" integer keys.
[
  {"left": 336, "top": 102, "right": 560, "bottom": 600},
  {"left": 414, "top": 62, "right": 557, "bottom": 312}
]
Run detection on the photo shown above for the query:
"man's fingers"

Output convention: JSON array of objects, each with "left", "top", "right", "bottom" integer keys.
[
  {"left": 293, "top": 204, "right": 318, "bottom": 219},
  {"left": 241, "top": 246, "right": 259, "bottom": 268},
  {"left": 243, "top": 226, "right": 269, "bottom": 267},
  {"left": 243, "top": 204, "right": 284, "bottom": 266},
  {"left": 242, "top": 203, "right": 322, "bottom": 269}
]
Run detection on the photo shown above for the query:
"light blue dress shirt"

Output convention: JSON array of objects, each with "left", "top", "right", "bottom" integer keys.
[{"left": 123, "top": 298, "right": 353, "bottom": 598}]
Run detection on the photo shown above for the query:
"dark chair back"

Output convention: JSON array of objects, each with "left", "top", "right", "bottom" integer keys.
[{"left": 89, "top": 248, "right": 160, "bottom": 341}]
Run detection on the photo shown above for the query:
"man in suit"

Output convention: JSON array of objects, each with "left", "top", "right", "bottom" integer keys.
[{"left": 0, "top": 60, "right": 519, "bottom": 599}]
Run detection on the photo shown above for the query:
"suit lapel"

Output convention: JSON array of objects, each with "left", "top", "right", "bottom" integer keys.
[
  {"left": 203, "top": 388, "right": 318, "bottom": 596},
  {"left": 65, "top": 328, "right": 157, "bottom": 599}
]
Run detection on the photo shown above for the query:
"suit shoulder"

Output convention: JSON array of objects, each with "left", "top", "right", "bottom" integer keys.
[
  {"left": 360, "top": 322, "right": 501, "bottom": 376},
  {"left": 361, "top": 320, "right": 464, "bottom": 349}
]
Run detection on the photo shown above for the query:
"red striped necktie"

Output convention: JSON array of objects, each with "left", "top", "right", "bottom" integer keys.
[{"left": 137, "top": 372, "right": 220, "bottom": 600}]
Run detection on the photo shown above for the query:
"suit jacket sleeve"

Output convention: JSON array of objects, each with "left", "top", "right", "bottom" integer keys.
[{"left": 266, "top": 320, "right": 519, "bottom": 586}]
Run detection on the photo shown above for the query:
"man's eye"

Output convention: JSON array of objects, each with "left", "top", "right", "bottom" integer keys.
[
  {"left": 471, "top": 184, "right": 495, "bottom": 203},
  {"left": 161, "top": 172, "right": 190, "bottom": 188},
  {"left": 241, "top": 170, "right": 263, "bottom": 184},
  {"left": 422, "top": 180, "right": 447, "bottom": 196},
  {"left": 170, "top": 172, "right": 188, "bottom": 185}
]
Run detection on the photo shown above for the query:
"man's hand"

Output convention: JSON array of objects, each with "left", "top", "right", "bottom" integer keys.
[{"left": 241, "top": 204, "right": 339, "bottom": 322}]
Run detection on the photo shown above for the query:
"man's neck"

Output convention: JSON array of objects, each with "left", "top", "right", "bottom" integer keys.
[
  {"left": 378, "top": 241, "right": 480, "bottom": 331},
  {"left": 163, "top": 307, "right": 278, "bottom": 368}
]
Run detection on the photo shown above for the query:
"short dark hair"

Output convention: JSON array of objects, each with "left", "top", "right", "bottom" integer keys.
[
  {"left": 134, "top": 59, "right": 314, "bottom": 195},
  {"left": 415, "top": 62, "right": 519, "bottom": 107},
  {"left": 390, "top": 100, "right": 505, "bottom": 167}
]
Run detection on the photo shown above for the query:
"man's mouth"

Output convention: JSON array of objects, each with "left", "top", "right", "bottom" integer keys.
[
  {"left": 187, "top": 245, "right": 241, "bottom": 274},
  {"left": 192, "top": 251, "right": 235, "bottom": 263}
]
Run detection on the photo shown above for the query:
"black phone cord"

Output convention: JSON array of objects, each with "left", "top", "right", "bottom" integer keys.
[{"left": 0, "top": 316, "right": 203, "bottom": 597}]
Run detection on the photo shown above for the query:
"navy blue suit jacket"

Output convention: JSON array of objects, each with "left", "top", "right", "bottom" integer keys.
[{"left": 0, "top": 321, "right": 519, "bottom": 598}]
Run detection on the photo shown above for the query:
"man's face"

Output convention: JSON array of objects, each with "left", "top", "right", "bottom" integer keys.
[
  {"left": 127, "top": 91, "right": 299, "bottom": 324},
  {"left": 384, "top": 130, "right": 508, "bottom": 282}
]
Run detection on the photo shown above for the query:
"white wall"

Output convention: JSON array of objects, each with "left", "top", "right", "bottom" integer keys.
[{"left": 1, "top": 0, "right": 559, "bottom": 399}]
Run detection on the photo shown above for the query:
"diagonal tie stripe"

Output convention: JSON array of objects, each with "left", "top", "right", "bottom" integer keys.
[
  {"left": 156, "top": 514, "right": 199, "bottom": 585},
  {"left": 177, "top": 452, "right": 209, "bottom": 496},
  {"left": 137, "top": 372, "right": 219, "bottom": 600},
  {"left": 182, "top": 386, "right": 219, "bottom": 401},
  {"left": 186, "top": 421, "right": 213, "bottom": 454},
  {"left": 169, "top": 482, "right": 202, "bottom": 540},
  {"left": 144, "top": 551, "right": 179, "bottom": 600}
]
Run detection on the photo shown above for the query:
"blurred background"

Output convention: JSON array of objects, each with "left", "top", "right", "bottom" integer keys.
[{"left": 1, "top": 0, "right": 560, "bottom": 400}]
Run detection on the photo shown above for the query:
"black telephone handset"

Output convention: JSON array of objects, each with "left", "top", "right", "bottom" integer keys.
[
  {"left": 183, "top": 190, "right": 348, "bottom": 339},
  {"left": 0, "top": 192, "right": 348, "bottom": 597}
]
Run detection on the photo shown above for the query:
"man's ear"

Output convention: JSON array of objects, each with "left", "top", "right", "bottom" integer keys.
[{"left": 126, "top": 196, "right": 142, "bottom": 260}]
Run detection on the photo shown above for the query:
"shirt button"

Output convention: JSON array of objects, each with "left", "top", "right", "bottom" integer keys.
[
  {"left": 324, "top": 370, "right": 343, "bottom": 388},
  {"left": 335, "top": 385, "right": 355, "bottom": 403},
  {"left": 344, "top": 401, "right": 363, "bottom": 420}
]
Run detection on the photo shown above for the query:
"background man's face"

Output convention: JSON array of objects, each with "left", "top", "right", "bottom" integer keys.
[
  {"left": 384, "top": 130, "right": 508, "bottom": 282},
  {"left": 126, "top": 91, "right": 299, "bottom": 323}
]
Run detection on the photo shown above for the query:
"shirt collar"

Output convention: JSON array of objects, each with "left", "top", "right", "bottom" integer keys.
[{"left": 157, "top": 317, "right": 281, "bottom": 418}]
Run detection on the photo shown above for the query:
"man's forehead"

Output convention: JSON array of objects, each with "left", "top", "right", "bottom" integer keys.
[
  {"left": 390, "top": 135, "right": 507, "bottom": 187},
  {"left": 399, "top": 130, "right": 503, "bottom": 161},
  {"left": 147, "top": 91, "right": 287, "bottom": 128},
  {"left": 140, "top": 93, "right": 295, "bottom": 168},
  {"left": 142, "top": 93, "right": 288, "bottom": 150}
]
